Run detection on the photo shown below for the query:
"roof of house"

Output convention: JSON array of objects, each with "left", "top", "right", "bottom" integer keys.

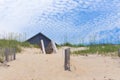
[{"left": 26, "top": 32, "right": 52, "bottom": 41}]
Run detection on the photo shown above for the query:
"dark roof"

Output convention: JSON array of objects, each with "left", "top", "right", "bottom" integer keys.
[{"left": 26, "top": 32, "right": 51, "bottom": 41}]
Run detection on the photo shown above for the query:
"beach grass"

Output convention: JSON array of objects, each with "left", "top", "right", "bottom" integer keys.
[
  {"left": 60, "top": 42, "right": 85, "bottom": 47},
  {"left": 0, "top": 39, "right": 31, "bottom": 52},
  {"left": 72, "top": 44, "right": 120, "bottom": 56}
]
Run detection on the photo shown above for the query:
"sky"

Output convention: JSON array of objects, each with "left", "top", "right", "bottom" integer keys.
[{"left": 0, "top": 0, "right": 120, "bottom": 44}]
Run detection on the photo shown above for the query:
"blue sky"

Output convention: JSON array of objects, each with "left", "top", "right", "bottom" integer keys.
[{"left": 0, "top": 0, "right": 120, "bottom": 44}]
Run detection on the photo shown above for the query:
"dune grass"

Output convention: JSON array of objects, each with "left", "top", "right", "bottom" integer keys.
[
  {"left": 72, "top": 44, "right": 120, "bottom": 56},
  {"left": 0, "top": 39, "right": 35, "bottom": 62},
  {"left": 60, "top": 42, "right": 85, "bottom": 47},
  {"left": 0, "top": 39, "right": 31, "bottom": 52}
]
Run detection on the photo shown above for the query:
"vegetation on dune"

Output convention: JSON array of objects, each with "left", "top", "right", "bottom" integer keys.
[
  {"left": 0, "top": 39, "right": 33, "bottom": 62},
  {"left": 72, "top": 44, "right": 120, "bottom": 56},
  {"left": 59, "top": 42, "right": 120, "bottom": 56},
  {"left": 0, "top": 39, "right": 31, "bottom": 53},
  {"left": 60, "top": 42, "right": 85, "bottom": 47}
]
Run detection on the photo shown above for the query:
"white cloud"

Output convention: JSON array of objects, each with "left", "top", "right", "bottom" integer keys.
[
  {"left": 0, "top": 0, "right": 120, "bottom": 43},
  {"left": 0, "top": 0, "right": 54, "bottom": 32},
  {"left": 0, "top": 0, "right": 104, "bottom": 33}
]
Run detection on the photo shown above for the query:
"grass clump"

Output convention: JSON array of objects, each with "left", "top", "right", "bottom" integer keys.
[
  {"left": 19, "top": 42, "right": 31, "bottom": 48},
  {"left": 33, "top": 44, "right": 40, "bottom": 48},
  {"left": 61, "top": 42, "right": 85, "bottom": 47},
  {"left": 72, "top": 44, "right": 120, "bottom": 56},
  {"left": 0, "top": 39, "right": 31, "bottom": 53},
  {"left": 0, "top": 49, "right": 4, "bottom": 63},
  {"left": 0, "top": 39, "right": 32, "bottom": 62}
]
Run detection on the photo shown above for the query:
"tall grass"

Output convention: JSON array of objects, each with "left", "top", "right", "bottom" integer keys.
[
  {"left": 0, "top": 32, "right": 33, "bottom": 62},
  {"left": 60, "top": 42, "right": 85, "bottom": 47},
  {"left": 72, "top": 44, "right": 120, "bottom": 56},
  {"left": 0, "top": 39, "right": 31, "bottom": 52},
  {"left": 0, "top": 32, "right": 33, "bottom": 52},
  {"left": 0, "top": 39, "right": 32, "bottom": 62}
]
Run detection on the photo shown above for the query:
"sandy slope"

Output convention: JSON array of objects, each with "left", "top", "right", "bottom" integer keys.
[{"left": 0, "top": 47, "right": 120, "bottom": 80}]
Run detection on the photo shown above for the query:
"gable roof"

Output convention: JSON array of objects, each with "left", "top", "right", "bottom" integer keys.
[{"left": 26, "top": 32, "right": 51, "bottom": 41}]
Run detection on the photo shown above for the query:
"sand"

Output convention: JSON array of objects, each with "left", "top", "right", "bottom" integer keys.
[{"left": 0, "top": 47, "right": 120, "bottom": 80}]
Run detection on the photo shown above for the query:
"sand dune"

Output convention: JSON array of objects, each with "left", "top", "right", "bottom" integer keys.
[{"left": 0, "top": 47, "right": 120, "bottom": 80}]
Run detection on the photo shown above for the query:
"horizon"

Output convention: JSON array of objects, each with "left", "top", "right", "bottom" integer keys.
[{"left": 0, "top": 0, "right": 120, "bottom": 44}]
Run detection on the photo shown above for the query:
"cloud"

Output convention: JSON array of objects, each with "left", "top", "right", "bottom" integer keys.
[
  {"left": 0, "top": 0, "right": 53, "bottom": 32},
  {"left": 0, "top": 0, "right": 120, "bottom": 44}
]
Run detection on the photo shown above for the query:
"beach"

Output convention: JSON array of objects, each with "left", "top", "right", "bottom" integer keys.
[{"left": 0, "top": 47, "right": 120, "bottom": 80}]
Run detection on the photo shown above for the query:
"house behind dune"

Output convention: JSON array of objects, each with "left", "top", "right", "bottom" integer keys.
[{"left": 26, "top": 32, "right": 57, "bottom": 54}]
